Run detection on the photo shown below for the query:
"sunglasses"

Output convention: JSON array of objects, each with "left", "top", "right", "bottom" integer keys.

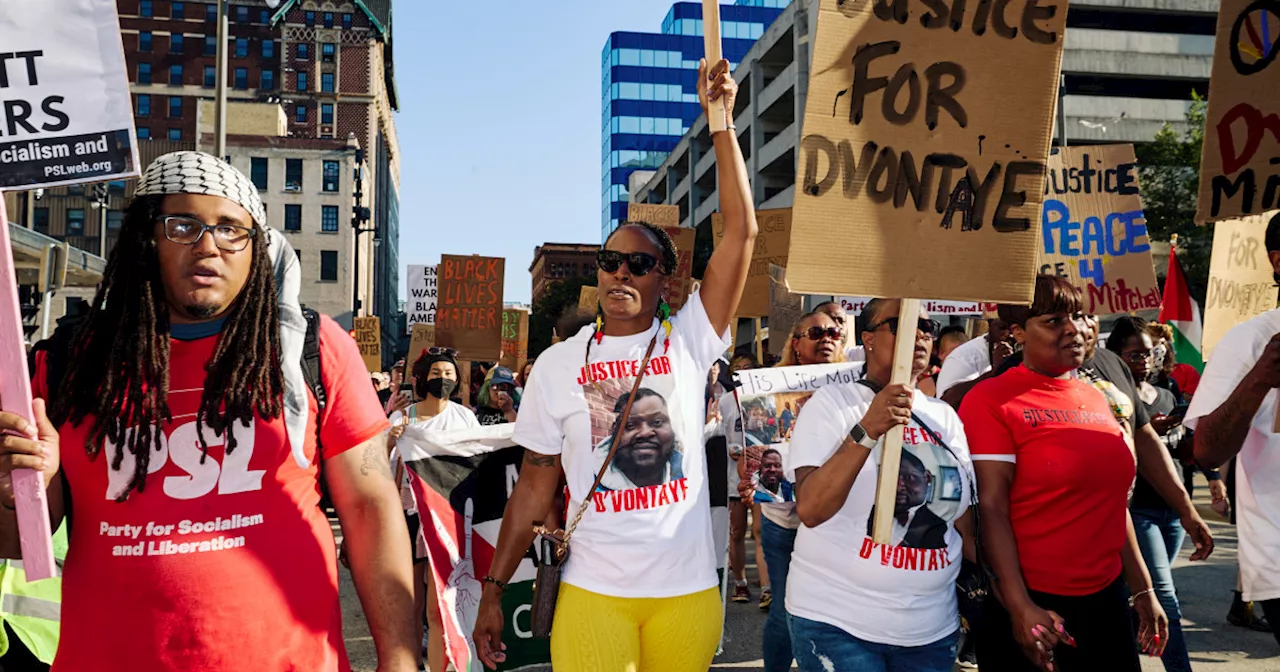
[
  {"left": 867, "top": 317, "right": 942, "bottom": 339},
  {"left": 800, "top": 326, "right": 843, "bottom": 342},
  {"left": 422, "top": 346, "right": 458, "bottom": 358},
  {"left": 597, "top": 250, "right": 665, "bottom": 277}
]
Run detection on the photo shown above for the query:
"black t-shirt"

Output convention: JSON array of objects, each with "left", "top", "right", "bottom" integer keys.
[
  {"left": 1080, "top": 348, "right": 1151, "bottom": 430},
  {"left": 1130, "top": 384, "right": 1180, "bottom": 511}
]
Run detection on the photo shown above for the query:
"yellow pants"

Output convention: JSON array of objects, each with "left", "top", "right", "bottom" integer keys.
[{"left": 549, "top": 583, "right": 723, "bottom": 672}]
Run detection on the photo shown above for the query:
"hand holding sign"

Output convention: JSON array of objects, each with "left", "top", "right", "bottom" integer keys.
[{"left": 698, "top": 58, "right": 737, "bottom": 130}]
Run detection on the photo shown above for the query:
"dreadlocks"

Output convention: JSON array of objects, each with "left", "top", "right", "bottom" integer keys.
[
  {"left": 611, "top": 220, "right": 679, "bottom": 275},
  {"left": 49, "top": 195, "right": 283, "bottom": 501}
]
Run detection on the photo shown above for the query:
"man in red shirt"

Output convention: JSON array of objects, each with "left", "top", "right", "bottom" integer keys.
[{"left": 0, "top": 152, "right": 416, "bottom": 671}]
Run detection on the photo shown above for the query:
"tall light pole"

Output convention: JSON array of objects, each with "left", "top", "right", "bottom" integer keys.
[{"left": 215, "top": 1, "right": 281, "bottom": 157}]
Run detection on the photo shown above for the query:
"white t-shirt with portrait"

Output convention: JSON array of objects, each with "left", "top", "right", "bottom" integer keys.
[
  {"left": 390, "top": 401, "right": 480, "bottom": 513},
  {"left": 1185, "top": 309, "right": 1280, "bottom": 602},
  {"left": 935, "top": 335, "right": 991, "bottom": 397},
  {"left": 513, "top": 291, "right": 730, "bottom": 598},
  {"left": 786, "top": 382, "right": 972, "bottom": 647}
]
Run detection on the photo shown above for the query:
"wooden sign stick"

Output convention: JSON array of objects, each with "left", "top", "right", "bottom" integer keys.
[
  {"left": 0, "top": 198, "right": 57, "bottom": 581},
  {"left": 754, "top": 317, "right": 764, "bottom": 364},
  {"left": 871, "top": 298, "right": 922, "bottom": 545},
  {"left": 459, "top": 360, "right": 472, "bottom": 408},
  {"left": 701, "top": 0, "right": 728, "bottom": 133}
]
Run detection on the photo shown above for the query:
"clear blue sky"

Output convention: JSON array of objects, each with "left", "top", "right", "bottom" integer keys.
[{"left": 393, "top": 1, "right": 679, "bottom": 305}]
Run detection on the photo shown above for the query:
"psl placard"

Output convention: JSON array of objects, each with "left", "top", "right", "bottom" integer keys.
[
  {"left": 713, "top": 209, "right": 791, "bottom": 318},
  {"left": 436, "top": 255, "right": 505, "bottom": 361},
  {"left": 1197, "top": 0, "right": 1280, "bottom": 223},
  {"left": 354, "top": 316, "right": 381, "bottom": 373},
  {"left": 1039, "top": 145, "right": 1159, "bottom": 315},
  {"left": 787, "top": 0, "right": 1068, "bottom": 303},
  {"left": 1203, "top": 213, "right": 1280, "bottom": 357}
]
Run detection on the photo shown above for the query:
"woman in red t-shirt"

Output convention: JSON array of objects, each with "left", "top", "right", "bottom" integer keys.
[{"left": 959, "top": 275, "right": 1167, "bottom": 671}]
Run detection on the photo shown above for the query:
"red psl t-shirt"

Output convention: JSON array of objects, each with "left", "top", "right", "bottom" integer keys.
[
  {"left": 959, "top": 365, "right": 1135, "bottom": 596},
  {"left": 33, "top": 315, "right": 388, "bottom": 672}
]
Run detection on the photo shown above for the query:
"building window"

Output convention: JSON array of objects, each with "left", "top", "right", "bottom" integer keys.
[
  {"left": 322, "top": 205, "right": 339, "bottom": 232},
  {"left": 140, "top": 0, "right": 152, "bottom": 17},
  {"left": 321, "top": 73, "right": 334, "bottom": 93},
  {"left": 205, "top": 3, "right": 216, "bottom": 21},
  {"left": 172, "top": 2, "right": 184, "bottom": 18},
  {"left": 260, "top": 69, "right": 274, "bottom": 90},
  {"left": 250, "top": 157, "right": 268, "bottom": 190},
  {"left": 66, "top": 209, "right": 85, "bottom": 237},
  {"left": 321, "top": 103, "right": 333, "bottom": 124},
  {"left": 283, "top": 204, "right": 302, "bottom": 231},
  {"left": 259, "top": 8, "right": 269, "bottom": 23},
  {"left": 136, "top": 127, "right": 151, "bottom": 139},
  {"left": 234, "top": 37, "right": 248, "bottom": 58},
  {"left": 305, "top": 11, "right": 315, "bottom": 26},
  {"left": 322, "top": 160, "right": 339, "bottom": 192},
  {"left": 262, "top": 39, "right": 275, "bottom": 58},
  {"left": 294, "top": 103, "right": 307, "bottom": 123},
  {"left": 169, "top": 64, "right": 183, "bottom": 86},
  {"left": 170, "top": 34, "right": 184, "bottom": 54},
  {"left": 168, "top": 96, "right": 182, "bottom": 118},
  {"left": 285, "top": 159, "right": 303, "bottom": 190},
  {"left": 139, "top": 31, "right": 152, "bottom": 52},
  {"left": 342, "top": 13, "right": 352, "bottom": 29},
  {"left": 321, "top": 43, "right": 335, "bottom": 63},
  {"left": 107, "top": 211, "right": 124, "bottom": 231},
  {"left": 233, "top": 67, "right": 247, "bottom": 89},
  {"left": 297, "top": 43, "right": 309, "bottom": 60},
  {"left": 137, "top": 63, "right": 151, "bottom": 84},
  {"left": 136, "top": 94, "right": 151, "bottom": 116},
  {"left": 323, "top": 12, "right": 334, "bottom": 28},
  {"left": 33, "top": 208, "right": 49, "bottom": 235},
  {"left": 203, "top": 65, "right": 215, "bottom": 87},
  {"left": 235, "top": 5, "right": 248, "bottom": 22},
  {"left": 168, "top": 128, "right": 182, "bottom": 141},
  {"left": 320, "top": 251, "right": 338, "bottom": 281},
  {"left": 204, "top": 35, "right": 216, "bottom": 55},
  {"left": 296, "top": 72, "right": 307, "bottom": 91}
]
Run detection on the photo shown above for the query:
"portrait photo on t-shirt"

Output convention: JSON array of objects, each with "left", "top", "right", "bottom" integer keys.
[
  {"left": 864, "top": 442, "right": 966, "bottom": 550},
  {"left": 587, "top": 380, "right": 686, "bottom": 492}
]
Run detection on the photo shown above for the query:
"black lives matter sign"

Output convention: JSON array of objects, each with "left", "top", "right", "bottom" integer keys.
[
  {"left": 786, "top": 0, "right": 1068, "bottom": 304},
  {"left": 0, "top": 0, "right": 139, "bottom": 189}
]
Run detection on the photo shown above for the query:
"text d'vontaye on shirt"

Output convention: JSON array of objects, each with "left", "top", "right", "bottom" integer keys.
[{"left": 512, "top": 292, "right": 730, "bottom": 599}]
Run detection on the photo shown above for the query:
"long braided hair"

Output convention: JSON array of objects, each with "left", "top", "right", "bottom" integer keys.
[{"left": 49, "top": 195, "right": 284, "bottom": 501}]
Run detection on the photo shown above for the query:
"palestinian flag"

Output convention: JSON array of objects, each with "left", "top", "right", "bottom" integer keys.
[
  {"left": 400, "top": 424, "right": 550, "bottom": 672},
  {"left": 1158, "top": 244, "right": 1205, "bottom": 373}
]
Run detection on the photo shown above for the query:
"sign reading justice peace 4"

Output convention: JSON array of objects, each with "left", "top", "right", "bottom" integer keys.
[{"left": 786, "top": 0, "right": 1068, "bottom": 304}]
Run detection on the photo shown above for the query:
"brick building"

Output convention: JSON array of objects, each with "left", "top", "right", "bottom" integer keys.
[{"left": 530, "top": 243, "right": 601, "bottom": 305}]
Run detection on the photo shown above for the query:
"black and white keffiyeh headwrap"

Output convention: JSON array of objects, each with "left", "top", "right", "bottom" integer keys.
[{"left": 136, "top": 151, "right": 313, "bottom": 468}]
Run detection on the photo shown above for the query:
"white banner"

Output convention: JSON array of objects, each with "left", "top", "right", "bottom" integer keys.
[
  {"left": 836, "top": 297, "right": 997, "bottom": 318},
  {"left": 0, "top": 0, "right": 140, "bottom": 189},
  {"left": 406, "top": 264, "right": 437, "bottom": 333}
]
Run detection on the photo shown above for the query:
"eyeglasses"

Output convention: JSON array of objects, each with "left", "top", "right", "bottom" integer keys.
[
  {"left": 1122, "top": 350, "right": 1154, "bottom": 364},
  {"left": 597, "top": 250, "right": 664, "bottom": 277},
  {"left": 801, "top": 326, "right": 843, "bottom": 342},
  {"left": 867, "top": 317, "right": 941, "bottom": 339},
  {"left": 160, "top": 215, "right": 254, "bottom": 252}
]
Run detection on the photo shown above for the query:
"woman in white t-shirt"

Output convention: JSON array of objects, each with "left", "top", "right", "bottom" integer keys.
[
  {"left": 388, "top": 348, "right": 480, "bottom": 672},
  {"left": 786, "top": 298, "right": 975, "bottom": 672},
  {"left": 473, "top": 58, "right": 757, "bottom": 672}
]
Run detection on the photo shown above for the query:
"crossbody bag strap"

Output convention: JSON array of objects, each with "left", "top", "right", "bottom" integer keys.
[{"left": 562, "top": 333, "right": 660, "bottom": 544}]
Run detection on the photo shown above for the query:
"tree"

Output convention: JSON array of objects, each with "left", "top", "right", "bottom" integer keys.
[
  {"left": 1134, "top": 92, "right": 1212, "bottom": 302},
  {"left": 528, "top": 276, "right": 597, "bottom": 359}
]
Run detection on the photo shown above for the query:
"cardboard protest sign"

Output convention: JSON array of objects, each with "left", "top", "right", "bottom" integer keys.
[
  {"left": 400, "top": 425, "right": 552, "bottom": 672},
  {"left": 837, "top": 297, "right": 996, "bottom": 318},
  {"left": 627, "top": 202, "right": 681, "bottom": 228},
  {"left": 407, "top": 323, "right": 435, "bottom": 368},
  {"left": 499, "top": 308, "right": 529, "bottom": 371},
  {"left": 769, "top": 264, "right": 804, "bottom": 357},
  {"left": 713, "top": 209, "right": 792, "bottom": 317},
  {"left": 578, "top": 285, "right": 598, "bottom": 311},
  {"left": 1197, "top": 0, "right": 1280, "bottom": 223},
  {"left": 1203, "top": 213, "right": 1279, "bottom": 358},
  {"left": 0, "top": 0, "right": 140, "bottom": 188},
  {"left": 627, "top": 203, "right": 697, "bottom": 312},
  {"left": 406, "top": 264, "right": 437, "bottom": 333},
  {"left": 1039, "top": 145, "right": 1159, "bottom": 315},
  {"left": 436, "top": 255, "right": 505, "bottom": 361},
  {"left": 786, "top": 0, "right": 1067, "bottom": 303},
  {"left": 353, "top": 316, "right": 381, "bottom": 372}
]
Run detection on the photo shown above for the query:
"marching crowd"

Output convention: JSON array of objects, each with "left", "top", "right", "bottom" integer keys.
[{"left": 0, "top": 57, "right": 1278, "bottom": 672}]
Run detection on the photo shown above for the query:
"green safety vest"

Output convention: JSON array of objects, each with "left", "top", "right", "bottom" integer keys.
[{"left": 0, "top": 523, "right": 68, "bottom": 664}]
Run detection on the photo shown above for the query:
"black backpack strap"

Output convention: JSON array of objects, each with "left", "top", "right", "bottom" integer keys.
[{"left": 300, "top": 307, "right": 326, "bottom": 412}]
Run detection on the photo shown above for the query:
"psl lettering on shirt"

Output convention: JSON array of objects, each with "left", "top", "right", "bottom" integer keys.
[
  {"left": 33, "top": 315, "right": 388, "bottom": 672},
  {"left": 513, "top": 292, "right": 730, "bottom": 598}
]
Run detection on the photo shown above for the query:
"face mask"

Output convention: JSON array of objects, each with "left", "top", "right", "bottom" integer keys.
[{"left": 423, "top": 377, "right": 457, "bottom": 400}]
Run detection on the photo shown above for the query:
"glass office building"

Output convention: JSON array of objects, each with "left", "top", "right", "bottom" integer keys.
[{"left": 601, "top": 0, "right": 788, "bottom": 240}]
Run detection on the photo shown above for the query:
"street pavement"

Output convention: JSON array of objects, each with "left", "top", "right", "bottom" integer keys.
[{"left": 340, "top": 477, "right": 1280, "bottom": 671}]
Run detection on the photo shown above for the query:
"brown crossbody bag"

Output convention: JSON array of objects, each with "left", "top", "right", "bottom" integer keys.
[{"left": 529, "top": 333, "right": 659, "bottom": 638}]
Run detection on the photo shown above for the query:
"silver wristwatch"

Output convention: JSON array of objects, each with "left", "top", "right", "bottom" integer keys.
[{"left": 848, "top": 423, "right": 878, "bottom": 449}]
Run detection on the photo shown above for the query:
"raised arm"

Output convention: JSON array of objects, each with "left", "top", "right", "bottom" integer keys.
[
  {"left": 1193, "top": 333, "right": 1280, "bottom": 467},
  {"left": 696, "top": 58, "right": 758, "bottom": 335}
]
